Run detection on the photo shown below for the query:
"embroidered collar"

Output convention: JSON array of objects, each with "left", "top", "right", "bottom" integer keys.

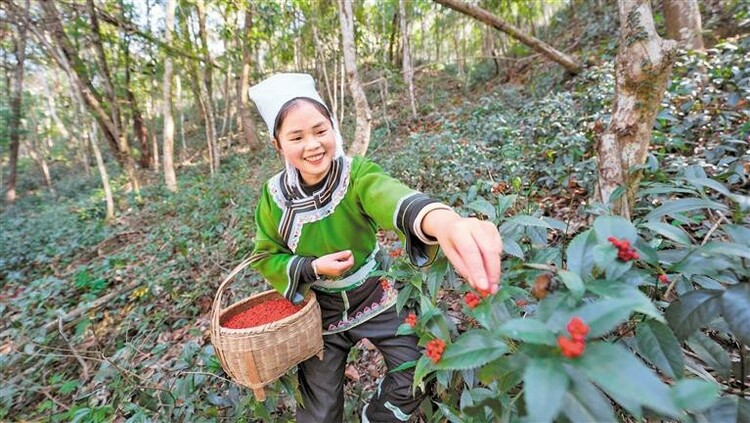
[{"left": 268, "top": 156, "right": 352, "bottom": 252}]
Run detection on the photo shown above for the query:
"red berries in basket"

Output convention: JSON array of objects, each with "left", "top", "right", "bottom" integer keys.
[{"left": 222, "top": 298, "right": 304, "bottom": 329}]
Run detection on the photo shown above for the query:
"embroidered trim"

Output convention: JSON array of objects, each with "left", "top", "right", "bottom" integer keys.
[
  {"left": 268, "top": 157, "right": 352, "bottom": 252},
  {"left": 284, "top": 256, "right": 305, "bottom": 301},
  {"left": 312, "top": 245, "right": 380, "bottom": 292},
  {"left": 323, "top": 279, "right": 397, "bottom": 335},
  {"left": 384, "top": 401, "right": 411, "bottom": 421}
]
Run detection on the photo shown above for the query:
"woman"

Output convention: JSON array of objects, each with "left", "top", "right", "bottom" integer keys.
[{"left": 249, "top": 73, "right": 502, "bottom": 422}]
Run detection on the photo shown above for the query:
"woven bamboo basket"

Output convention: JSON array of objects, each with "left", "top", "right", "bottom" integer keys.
[{"left": 210, "top": 255, "right": 324, "bottom": 400}]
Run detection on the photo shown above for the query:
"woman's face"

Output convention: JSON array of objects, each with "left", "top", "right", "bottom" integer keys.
[{"left": 275, "top": 101, "right": 336, "bottom": 185}]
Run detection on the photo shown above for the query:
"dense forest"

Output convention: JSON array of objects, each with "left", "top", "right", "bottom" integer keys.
[{"left": 1, "top": 0, "right": 749, "bottom": 421}]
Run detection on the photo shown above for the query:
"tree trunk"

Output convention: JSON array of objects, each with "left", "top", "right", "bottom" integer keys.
[
  {"left": 338, "top": 0, "right": 372, "bottom": 156},
  {"left": 89, "top": 123, "right": 115, "bottom": 223},
  {"left": 219, "top": 64, "right": 231, "bottom": 142},
  {"left": 237, "top": 6, "right": 260, "bottom": 149},
  {"left": 86, "top": 0, "right": 141, "bottom": 198},
  {"left": 400, "top": 0, "right": 418, "bottom": 119},
  {"left": 38, "top": 0, "right": 139, "bottom": 196},
  {"left": 5, "top": 0, "right": 28, "bottom": 204},
  {"left": 388, "top": 11, "right": 399, "bottom": 67},
  {"left": 176, "top": 75, "right": 187, "bottom": 159},
  {"left": 663, "top": 0, "right": 703, "bottom": 50},
  {"left": 25, "top": 135, "right": 55, "bottom": 196},
  {"left": 196, "top": 0, "right": 220, "bottom": 172},
  {"left": 596, "top": 0, "right": 677, "bottom": 218},
  {"left": 163, "top": 0, "right": 177, "bottom": 192},
  {"left": 433, "top": 0, "right": 583, "bottom": 74},
  {"left": 124, "top": 37, "right": 152, "bottom": 169}
]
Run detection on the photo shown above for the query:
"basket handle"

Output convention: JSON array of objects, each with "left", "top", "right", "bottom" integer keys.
[{"left": 210, "top": 253, "right": 270, "bottom": 399}]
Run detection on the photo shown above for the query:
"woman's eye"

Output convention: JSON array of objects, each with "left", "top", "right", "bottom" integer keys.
[{"left": 316, "top": 130, "right": 327, "bottom": 136}]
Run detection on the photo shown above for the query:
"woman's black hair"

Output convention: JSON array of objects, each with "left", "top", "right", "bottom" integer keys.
[{"left": 273, "top": 97, "right": 333, "bottom": 140}]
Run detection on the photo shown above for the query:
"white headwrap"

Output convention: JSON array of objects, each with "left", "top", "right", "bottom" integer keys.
[{"left": 248, "top": 73, "right": 345, "bottom": 189}]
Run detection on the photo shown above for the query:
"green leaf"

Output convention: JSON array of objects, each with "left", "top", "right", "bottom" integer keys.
[
  {"left": 665, "top": 289, "right": 723, "bottom": 340},
  {"left": 636, "top": 320, "right": 684, "bottom": 379},
  {"left": 464, "top": 198, "right": 497, "bottom": 220},
  {"left": 390, "top": 360, "right": 416, "bottom": 374},
  {"left": 701, "top": 242, "right": 750, "bottom": 260},
  {"left": 641, "top": 222, "right": 692, "bottom": 245},
  {"left": 396, "top": 323, "right": 414, "bottom": 336},
  {"left": 566, "top": 229, "right": 596, "bottom": 277},
  {"left": 497, "top": 318, "right": 556, "bottom": 346},
  {"left": 725, "top": 225, "right": 750, "bottom": 247},
  {"left": 523, "top": 358, "right": 569, "bottom": 423},
  {"left": 508, "top": 215, "right": 552, "bottom": 229},
  {"left": 721, "top": 284, "right": 750, "bottom": 346},
  {"left": 557, "top": 270, "right": 584, "bottom": 298},
  {"left": 586, "top": 280, "right": 665, "bottom": 322},
  {"left": 575, "top": 298, "right": 640, "bottom": 338},
  {"left": 698, "top": 395, "right": 750, "bottom": 423},
  {"left": 412, "top": 355, "right": 432, "bottom": 389},
  {"left": 561, "top": 367, "right": 616, "bottom": 422},
  {"left": 685, "top": 332, "right": 731, "bottom": 379},
  {"left": 592, "top": 244, "right": 633, "bottom": 280},
  {"left": 495, "top": 194, "right": 518, "bottom": 218},
  {"left": 685, "top": 176, "right": 732, "bottom": 197},
  {"left": 670, "top": 379, "right": 720, "bottom": 412},
  {"left": 573, "top": 342, "right": 680, "bottom": 419},
  {"left": 433, "top": 330, "right": 507, "bottom": 371},
  {"left": 503, "top": 238, "right": 524, "bottom": 259},
  {"left": 58, "top": 380, "right": 79, "bottom": 395},
  {"left": 593, "top": 215, "right": 637, "bottom": 242},
  {"left": 645, "top": 198, "right": 729, "bottom": 222}
]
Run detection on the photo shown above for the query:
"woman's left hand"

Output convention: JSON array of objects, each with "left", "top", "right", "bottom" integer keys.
[{"left": 422, "top": 209, "right": 503, "bottom": 294}]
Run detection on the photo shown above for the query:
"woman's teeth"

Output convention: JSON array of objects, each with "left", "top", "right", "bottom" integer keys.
[{"left": 306, "top": 153, "right": 324, "bottom": 162}]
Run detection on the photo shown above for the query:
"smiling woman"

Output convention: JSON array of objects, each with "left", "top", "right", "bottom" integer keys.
[
  {"left": 246, "top": 73, "right": 502, "bottom": 423},
  {"left": 274, "top": 100, "right": 337, "bottom": 185}
]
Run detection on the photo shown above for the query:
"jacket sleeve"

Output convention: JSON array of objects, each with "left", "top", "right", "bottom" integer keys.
[
  {"left": 250, "top": 184, "right": 316, "bottom": 304},
  {"left": 353, "top": 158, "right": 451, "bottom": 267}
]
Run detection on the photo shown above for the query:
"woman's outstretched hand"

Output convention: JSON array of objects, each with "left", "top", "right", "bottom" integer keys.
[
  {"left": 422, "top": 209, "right": 503, "bottom": 294},
  {"left": 313, "top": 250, "right": 355, "bottom": 278}
]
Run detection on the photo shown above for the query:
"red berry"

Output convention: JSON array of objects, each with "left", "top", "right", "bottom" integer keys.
[
  {"left": 566, "top": 316, "right": 590, "bottom": 339},
  {"left": 464, "top": 292, "right": 481, "bottom": 309},
  {"left": 405, "top": 312, "right": 417, "bottom": 328},
  {"left": 557, "top": 336, "right": 586, "bottom": 358},
  {"left": 658, "top": 274, "right": 669, "bottom": 284}
]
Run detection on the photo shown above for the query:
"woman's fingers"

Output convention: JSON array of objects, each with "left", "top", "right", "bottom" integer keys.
[
  {"left": 475, "top": 222, "right": 502, "bottom": 288},
  {"left": 441, "top": 220, "right": 502, "bottom": 293}
]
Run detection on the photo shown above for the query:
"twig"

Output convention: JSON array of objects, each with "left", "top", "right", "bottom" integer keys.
[
  {"left": 42, "top": 279, "right": 141, "bottom": 332},
  {"left": 701, "top": 210, "right": 727, "bottom": 246},
  {"left": 37, "top": 388, "right": 71, "bottom": 411},
  {"left": 58, "top": 317, "right": 90, "bottom": 381},
  {"left": 175, "top": 371, "right": 236, "bottom": 386}
]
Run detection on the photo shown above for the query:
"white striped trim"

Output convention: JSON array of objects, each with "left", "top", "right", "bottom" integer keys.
[
  {"left": 412, "top": 203, "right": 452, "bottom": 245},
  {"left": 312, "top": 245, "right": 380, "bottom": 291},
  {"left": 385, "top": 401, "right": 411, "bottom": 421}
]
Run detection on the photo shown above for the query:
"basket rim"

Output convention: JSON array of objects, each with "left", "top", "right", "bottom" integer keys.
[{"left": 217, "top": 289, "right": 318, "bottom": 334}]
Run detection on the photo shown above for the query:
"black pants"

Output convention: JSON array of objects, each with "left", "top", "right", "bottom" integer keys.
[{"left": 296, "top": 305, "right": 422, "bottom": 422}]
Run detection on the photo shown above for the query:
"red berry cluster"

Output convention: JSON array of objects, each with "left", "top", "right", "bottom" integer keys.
[
  {"left": 607, "top": 237, "right": 639, "bottom": 261},
  {"left": 464, "top": 292, "right": 481, "bottom": 309},
  {"left": 389, "top": 248, "right": 403, "bottom": 258},
  {"left": 658, "top": 274, "right": 669, "bottom": 284},
  {"left": 379, "top": 278, "right": 390, "bottom": 291},
  {"left": 515, "top": 299, "right": 528, "bottom": 307},
  {"left": 557, "top": 316, "right": 590, "bottom": 358},
  {"left": 405, "top": 312, "right": 417, "bottom": 328},
  {"left": 425, "top": 339, "right": 446, "bottom": 363}
]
